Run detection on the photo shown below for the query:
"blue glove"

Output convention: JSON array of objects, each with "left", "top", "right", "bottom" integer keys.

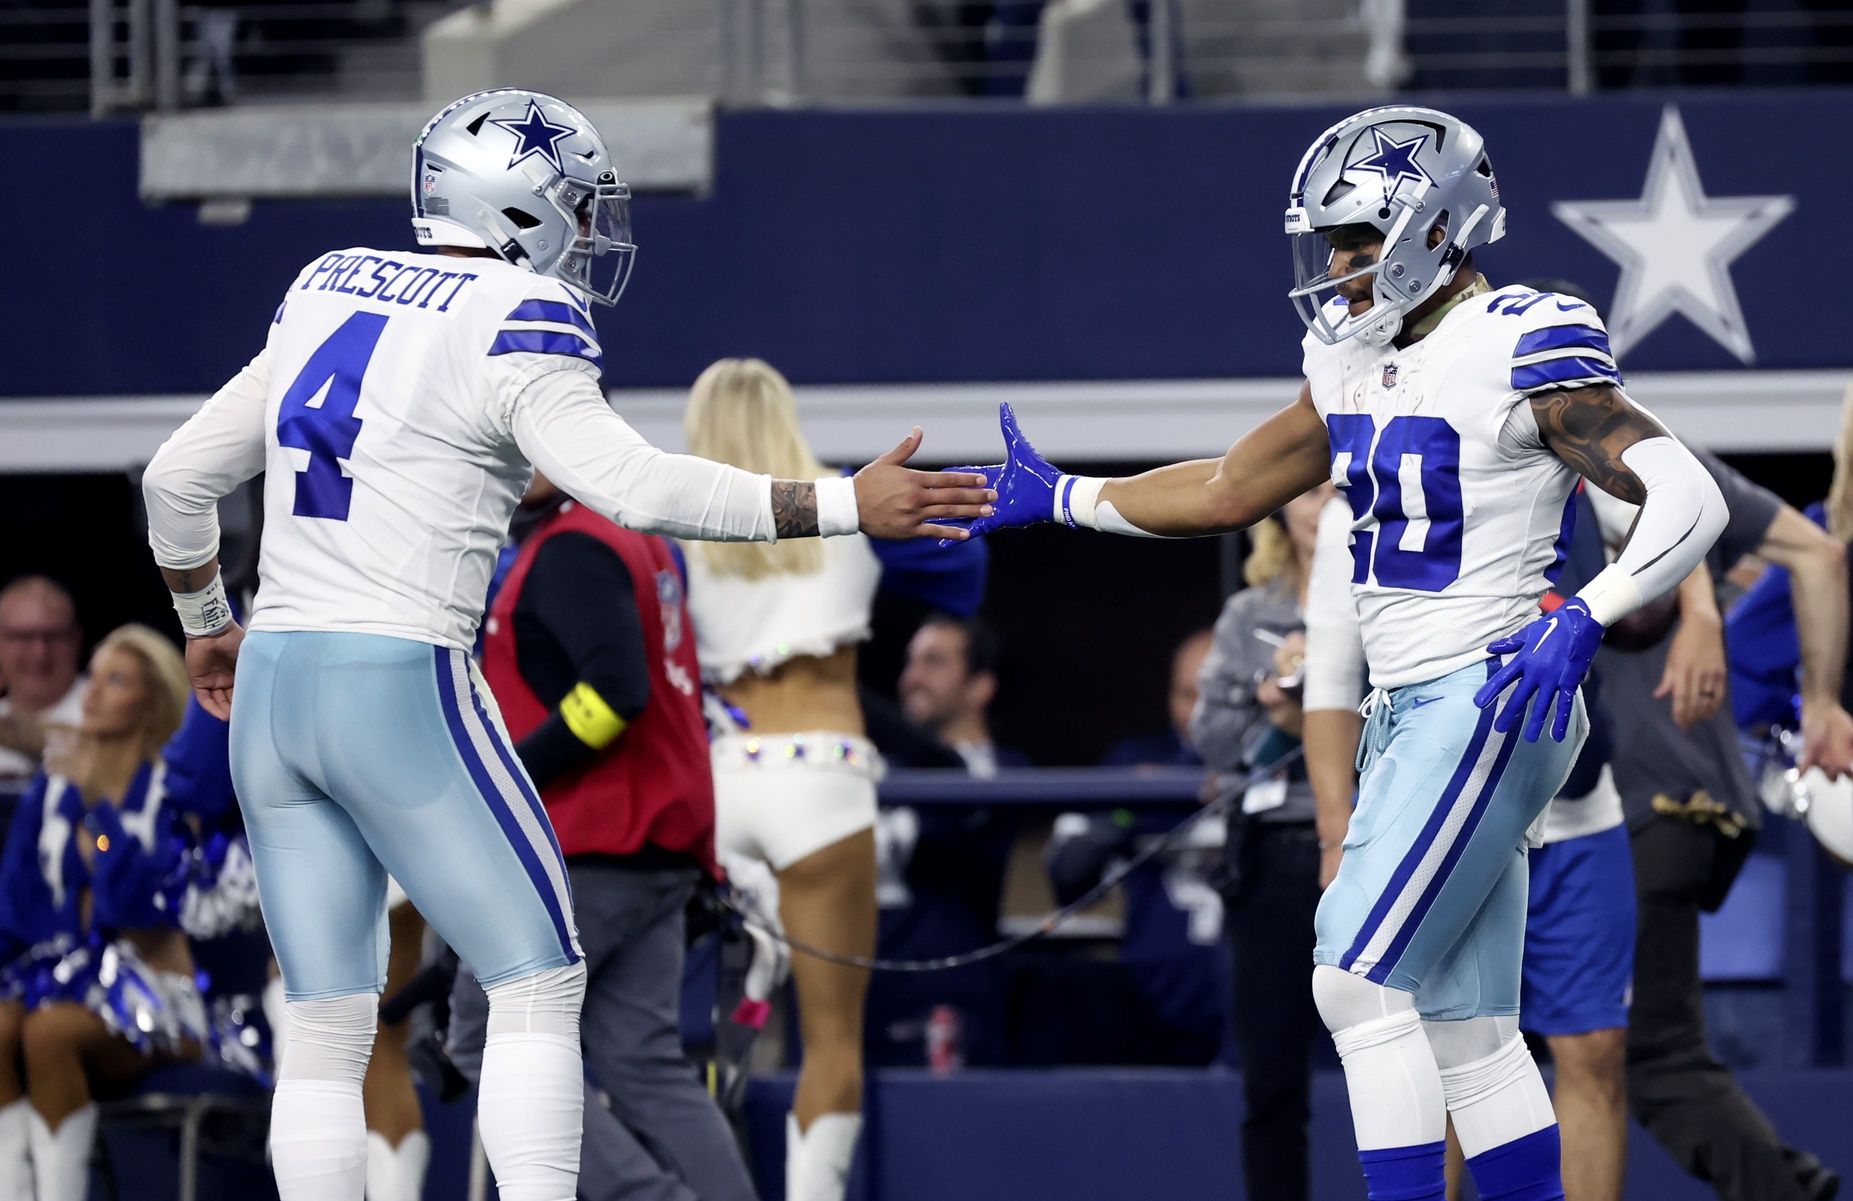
[
  {"left": 937, "top": 402, "right": 1066, "bottom": 544},
  {"left": 1472, "top": 598, "right": 1604, "bottom": 742}
]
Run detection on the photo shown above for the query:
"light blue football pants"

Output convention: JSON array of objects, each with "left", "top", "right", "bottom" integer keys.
[
  {"left": 1313, "top": 659, "right": 1587, "bottom": 1020},
  {"left": 230, "top": 630, "right": 581, "bottom": 1000}
]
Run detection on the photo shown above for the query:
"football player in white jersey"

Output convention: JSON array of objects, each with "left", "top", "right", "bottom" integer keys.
[
  {"left": 944, "top": 105, "right": 1834, "bottom": 1201},
  {"left": 139, "top": 89, "right": 994, "bottom": 1201}
]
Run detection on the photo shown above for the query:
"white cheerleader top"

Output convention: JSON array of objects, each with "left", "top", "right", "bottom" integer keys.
[{"left": 684, "top": 532, "right": 882, "bottom": 685}]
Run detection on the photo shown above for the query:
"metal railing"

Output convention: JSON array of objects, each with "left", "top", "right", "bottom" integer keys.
[
  {"left": 73, "top": 0, "right": 439, "bottom": 115},
  {"left": 8, "top": 0, "right": 1850, "bottom": 117}
]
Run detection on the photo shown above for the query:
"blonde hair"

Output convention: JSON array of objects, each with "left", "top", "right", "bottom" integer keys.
[
  {"left": 684, "top": 358, "right": 829, "bottom": 580},
  {"left": 95, "top": 624, "right": 190, "bottom": 755},
  {"left": 1243, "top": 516, "right": 1297, "bottom": 589}
]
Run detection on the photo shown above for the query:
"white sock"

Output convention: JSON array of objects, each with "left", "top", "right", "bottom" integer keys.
[
  {"left": 272, "top": 992, "right": 379, "bottom": 1201},
  {"left": 272, "top": 1081, "right": 367, "bottom": 1200},
  {"left": 365, "top": 1129, "right": 430, "bottom": 1201},
  {"left": 1437, "top": 1033, "right": 1557, "bottom": 1158},
  {"left": 28, "top": 1103, "right": 97, "bottom": 1201},
  {"left": 1313, "top": 968, "right": 1446, "bottom": 1152},
  {"left": 1329, "top": 1008, "right": 1448, "bottom": 1150},
  {"left": 478, "top": 1034, "right": 582, "bottom": 1201},
  {"left": 786, "top": 1111, "right": 862, "bottom": 1201},
  {"left": 0, "top": 1098, "right": 31, "bottom": 1201}
]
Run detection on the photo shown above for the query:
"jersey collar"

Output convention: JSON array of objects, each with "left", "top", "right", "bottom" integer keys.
[{"left": 1402, "top": 273, "right": 1491, "bottom": 343}]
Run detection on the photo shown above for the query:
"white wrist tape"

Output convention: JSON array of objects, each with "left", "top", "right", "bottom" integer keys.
[
  {"left": 1055, "top": 474, "right": 1104, "bottom": 528},
  {"left": 813, "top": 474, "right": 860, "bottom": 537},
  {"left": 1054, "top": 475, "right": 1164, "bottom": 538},
  {"left": 1572, "top": 563, "right": 1643, "bottom": 628},
  {"left": 171, "top": 573, "right": 234, "bottom": 637}
]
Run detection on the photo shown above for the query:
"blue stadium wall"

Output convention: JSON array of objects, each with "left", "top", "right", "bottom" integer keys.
[{"left": 2, "top": 89, "right": 1845, "bottom": 399}]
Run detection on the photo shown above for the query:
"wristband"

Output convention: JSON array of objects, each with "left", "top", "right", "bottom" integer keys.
[
  {"left": 1055, "top": 475, "right": 1104, "bottom": 529},
  {"left": 814, "top": 474, "right": 860, "bottom": 538},
  {"left": 1571, "top": 563, "right": 1642, "bottom": 628},
  {"left": 171, "top": 573, "right": 233, "bottom": 637}
]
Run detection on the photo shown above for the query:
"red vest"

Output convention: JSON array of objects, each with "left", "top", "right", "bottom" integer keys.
[{"left": 482, "top": 501, "right": 715, "bottom": 872}]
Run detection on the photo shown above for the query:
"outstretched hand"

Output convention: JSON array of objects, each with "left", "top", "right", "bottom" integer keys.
[
  {"left": 1472, "top": 600, "right": 1603, "bottom": 742},
  {"left": 937, "top": 402, "right": 1067, "bottom": 545},
  {"left": 852, "top": 428, "right": 996, "bottom": 540},
  {"left": 186, "top": 622, "right": 245, "bottom": 720}
]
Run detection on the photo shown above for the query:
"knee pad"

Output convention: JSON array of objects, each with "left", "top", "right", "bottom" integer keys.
[
  {"left": 1422, "top": 1014, "right": 1518, "bottom": 1072},
  {"left": 485, "top": 961, "right": 586, "bottom": 1043},
  {"left": 1312, "top": 964, "right": 1414, "bottom": 1034},
  {"left": 280, "top": 993, "right": 378, "bottom": 1085}
]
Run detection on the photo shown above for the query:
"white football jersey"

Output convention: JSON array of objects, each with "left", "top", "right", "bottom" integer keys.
[
  {"left": 251, "top": 248, "right": 606, "bottom": 649},
  {"left": 1303, "top": 284, "right": 1622, "bottom": 689}
]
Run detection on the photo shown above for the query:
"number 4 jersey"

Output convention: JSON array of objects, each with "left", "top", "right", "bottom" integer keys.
[
  {"left": 1303, "top": 284, "right": 1621, "bottom": 690},
  {"left": 146, "top": 246, "right": 785, "bottom": 652}
]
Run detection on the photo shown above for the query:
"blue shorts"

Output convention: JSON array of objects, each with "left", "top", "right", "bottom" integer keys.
[
  {"left": 230, "top": 631, "right": 580, "bottom": 1000},
  {"left": 1314, "top": 660, "right": 1586, "bottom": 1020},
  {"left": 1520, "top": 823, "right": 1635, "bottom": 1036}
]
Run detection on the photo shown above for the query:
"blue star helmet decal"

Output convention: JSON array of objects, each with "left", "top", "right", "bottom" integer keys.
[
  {"left": 490, "top": 99, "right": 577, "bottom": 174},
  {"left": 1348, "top": 127, "right": 1433, "bottom": 204}
]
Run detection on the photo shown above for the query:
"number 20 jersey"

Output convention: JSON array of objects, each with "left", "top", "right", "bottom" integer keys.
[
  {"left": 1302, "top": 286, "right": 1623, "bottom": 690},
  {"left": 253, "top": 247, "right": 604, "bottom": 651}
]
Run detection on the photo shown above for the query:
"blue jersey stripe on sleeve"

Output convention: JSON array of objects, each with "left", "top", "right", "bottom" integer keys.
[
  {"left": 489, "top": 328, "right": 603, "bottom": 368},
  {"left": 1511, "top": 355, "right": 1621, "bottom": 392},
  {"left": 504, "top": 299, "right": 597, "bottom": 338},
  {"left": 1514, "top": 323, "right": 1612, "bottom": 359}
]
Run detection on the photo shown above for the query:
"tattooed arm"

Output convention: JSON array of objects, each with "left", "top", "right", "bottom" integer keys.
[
  {"left": 1528, "top": 383, "right": 1727, "bottom": 625},
  {"left": 516, "top": 375, "right": 992, "bottom": 544}
]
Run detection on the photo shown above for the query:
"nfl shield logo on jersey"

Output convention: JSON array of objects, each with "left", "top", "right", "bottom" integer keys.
[{"left": 1381, "top": 362, "right": 1399, "bottom": 389}]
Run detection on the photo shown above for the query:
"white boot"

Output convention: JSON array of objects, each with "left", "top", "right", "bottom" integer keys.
[
  {"left": 0, "top": 1098, "right": 32, "bottom": 1201},
  {"left": 28, "top": 1103, "right": 97, "bottom": 1201},
  {"left": 365, "top": 1129, "right": 430, "bottom": 1201},
  {"left": 785, "top": 1111, "right": 862, "bottom": 1201}
]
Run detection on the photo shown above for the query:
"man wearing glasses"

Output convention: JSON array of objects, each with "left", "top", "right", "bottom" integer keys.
[{"left": 0, "top": 576, "right": 84, "bottom": 780}]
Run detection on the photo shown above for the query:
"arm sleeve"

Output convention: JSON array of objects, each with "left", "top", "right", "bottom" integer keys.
[
  {"left": 143, "top": 348, "right": 272, "bottom": 570},
  {"left": 509, "top": 367, "right": 780, "bottom": 543},
  {"left": 1578, "top": 436, "right": 1730, "bottom": 624},
  {"left": 1302, "top": 498, "right": 1368, "bottom": 712},
  {"left": 1187, "top": 593, "right": 1267, "bottom": 774},
  {"left": 513, "top": 534, "right": 651, "bottom": 789}
]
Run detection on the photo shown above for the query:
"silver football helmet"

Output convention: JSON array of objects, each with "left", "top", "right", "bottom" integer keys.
[
  {"left": 1284, "top": 105, "right": 1505, "bottom": 347},
  {"left": 411, "top": 89, "right": 636, "bottom": 305}
]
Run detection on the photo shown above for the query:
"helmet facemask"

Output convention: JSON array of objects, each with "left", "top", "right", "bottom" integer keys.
[
  {"left": 1287, "top": 201, "right": 1429, "bottom": 348},
  {"left": 543, "top": 172, "right": 636, "bottom": 307}
]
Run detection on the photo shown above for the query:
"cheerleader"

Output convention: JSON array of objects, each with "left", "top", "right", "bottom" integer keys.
[
  {"left": 0, "top": 624, "right": 200, "bottom": 1200},
  {"left": 683, "top": 359, "right": 882, "bottom": 1201}
]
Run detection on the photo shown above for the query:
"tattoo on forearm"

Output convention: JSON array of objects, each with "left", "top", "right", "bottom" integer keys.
[
  {"left": 1529, "top": 384, "right": 1665, "bottom": 504},
  {"left": 161, "top": 564, "right": 218, "bottom": 593},
  {"left": 770, "top": 480, "right": 820, "bottom": 539}
]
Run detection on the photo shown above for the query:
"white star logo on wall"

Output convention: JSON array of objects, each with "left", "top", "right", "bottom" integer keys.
[{"left": 1551, "top": 106, "right": 1793, "bottom": 364}]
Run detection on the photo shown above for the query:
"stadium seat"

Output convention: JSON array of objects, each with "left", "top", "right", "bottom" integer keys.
[{"left": 96, "top": 927, "right": 275, "bottom": 1201}]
